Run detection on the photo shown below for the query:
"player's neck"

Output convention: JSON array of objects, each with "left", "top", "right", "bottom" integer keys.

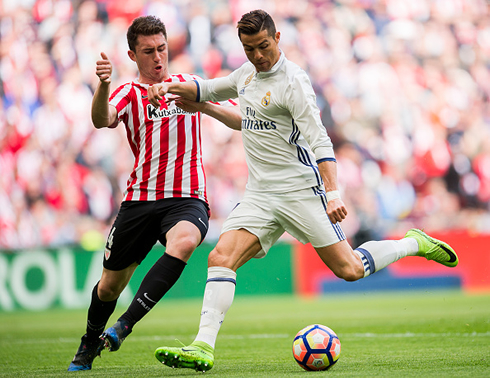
[{"left": 138, "top": 74, "right": 171, "bottom": 85}]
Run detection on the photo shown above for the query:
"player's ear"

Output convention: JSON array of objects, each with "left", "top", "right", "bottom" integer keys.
[
  {"left": 274, "top": 31, "right": 280, "bottom": 44},
  {"left": 128, "top": 50, "right": 136, "bottom": 62}
]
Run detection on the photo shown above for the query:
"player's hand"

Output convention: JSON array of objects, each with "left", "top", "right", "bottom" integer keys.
[
  {"left": 148, "top": 83, "right": 170, "bottom": 109},
  {"left": 172, "top": 96, "right": 204, "bottom": 113},
  {"left": 326, "top": 198, "right": 347, "bottom": 224},
  {"left": 96, "top": 52, "right": 112, "bottom": 83}
]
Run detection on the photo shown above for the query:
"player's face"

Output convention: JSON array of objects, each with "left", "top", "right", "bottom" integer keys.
[
  {"left": 128, "top": 33, "right": 169, "bottom": 84},
  {"left": 240, "top": 29, "right": 281, "bottom": 72}
]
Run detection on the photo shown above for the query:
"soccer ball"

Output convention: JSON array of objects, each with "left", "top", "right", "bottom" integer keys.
[{"left": 292, "top": 324, "right": 341, "bottom": 371}]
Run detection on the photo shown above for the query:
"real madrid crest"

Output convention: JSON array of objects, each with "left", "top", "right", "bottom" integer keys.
[{"left": 261, "top": 91, "right": 271, "bottom": 107}]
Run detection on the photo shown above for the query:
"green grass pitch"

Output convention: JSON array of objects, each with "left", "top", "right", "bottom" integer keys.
[{"left": 1, "top": 290, "right": 489, "bottom": 377}]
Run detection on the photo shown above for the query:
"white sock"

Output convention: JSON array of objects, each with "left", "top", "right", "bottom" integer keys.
[
  {"left": 194, "top": 267, "right": 236, "bottom": 349},
  {"left": 355, "top": 238, "right": 418, "bottom": 277}
]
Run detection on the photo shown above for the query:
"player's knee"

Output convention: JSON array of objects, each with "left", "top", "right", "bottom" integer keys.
[
  {"left": 167, "top": 234, "right": 200, "bottom": 261},
  {"left": 177, "top": 235, "right": 200, "bottom": 255},
  {"left": 97, "top": 282, "right": 122, "bottom": 301},
  {"left": 208, "top": 248, "right": 224, "bottom": 266},
  {"left": 335, "top": 264, "right": 364, "bottom": 282},
  {"left": 342, "top": 270, "right": 363, "bottom": 282},
  {"left": 208, "top": 247, "right": 232, "bottom": 268}
]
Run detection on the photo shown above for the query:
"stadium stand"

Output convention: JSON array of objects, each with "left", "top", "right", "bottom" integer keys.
[{"left": 1, "top": 0, "right": 489, "bottom": 249}]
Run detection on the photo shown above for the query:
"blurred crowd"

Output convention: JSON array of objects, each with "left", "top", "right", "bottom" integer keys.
[{"left": 1, "top": 0, "right": 489, "bottom": 250}]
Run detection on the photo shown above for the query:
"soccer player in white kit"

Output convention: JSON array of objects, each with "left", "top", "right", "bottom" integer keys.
[{"left": 148, "top": 10, "right": 459, "bottom": 372}]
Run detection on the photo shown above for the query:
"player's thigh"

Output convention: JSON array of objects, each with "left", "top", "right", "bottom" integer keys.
[
  {"left": 103, "top": 201, "right": 160, "bottom": 271},
  {"left": 210, "top": 229, "right": 263, "bottom": 271},
  {"left": 276, "top": 187, "right": 346, "bottom": 248},
  {"left": 221, "top": 192, "right": 284, "bottom": 259},
  {"left": 165, "top": 220, "right": 202, "bottom": 262},
  {"left": 157, "top": 198, "right": 210, "bottom": 251}
]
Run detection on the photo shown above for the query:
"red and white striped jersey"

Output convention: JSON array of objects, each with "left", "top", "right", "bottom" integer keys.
[{"left": 109, "top": 73, "right": 234, "bottom": 203}]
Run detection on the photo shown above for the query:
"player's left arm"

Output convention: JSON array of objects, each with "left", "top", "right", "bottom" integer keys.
[
  {"left": 317, "top": 160, "right": 347, "bottom": 224},
  {"left": 286, "top": 71, "right": 346, "bottom": 223},
  {"left": 286, "top": 71, "right": 335, "bottom": 159},
  {"left": 173, "top": 97, "right": 242, "bottom": 130}
]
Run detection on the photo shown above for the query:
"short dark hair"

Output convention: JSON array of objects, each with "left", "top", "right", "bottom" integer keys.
[
  {"left": 237, "top": 10, "right": 276, "bottom": 39},
  {"left": 127, "top": 16, "right": 167, "bottom": 52}
]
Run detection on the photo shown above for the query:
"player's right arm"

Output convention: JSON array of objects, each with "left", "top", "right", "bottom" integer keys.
[
  {"left": 173, "top": 97, "right": 242, "bottom": 130},
  {"left": 148, "top": 81, "right": 198, "bottom": 109},
  {"left": 91, "top": 52, "right": 118, "bottom": 129},
  {"left": 148, "top": 70, "right": 239, "bottom": 109}
]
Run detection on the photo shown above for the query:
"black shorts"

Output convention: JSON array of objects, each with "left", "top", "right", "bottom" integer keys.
[{"left": 103, "top": 198, "right": 210, "bottom": 271}]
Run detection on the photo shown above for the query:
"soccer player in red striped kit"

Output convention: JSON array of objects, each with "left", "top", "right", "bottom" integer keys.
[{"left": 68, "top": 15, "right": 241, "bottom": 371}]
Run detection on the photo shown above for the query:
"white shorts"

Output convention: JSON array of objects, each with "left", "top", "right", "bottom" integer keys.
[{"left": 221, "top": 186, "right": 346, "bottom": 258}]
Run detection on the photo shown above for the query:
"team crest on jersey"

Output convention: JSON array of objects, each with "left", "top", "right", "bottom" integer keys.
[
  {"left": 261, "top": 91, "right": 271, "bottom": 107},
  {"left": 104, "top": 248, "right": 111, "bottom": 260},
  {"left": 244, "top": 72, "right": 254, "bottom": 85}
]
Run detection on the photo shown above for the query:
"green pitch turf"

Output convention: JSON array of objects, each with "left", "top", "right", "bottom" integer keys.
[{"left": 1, "top": 290, "right": 489, "bottom": 377}]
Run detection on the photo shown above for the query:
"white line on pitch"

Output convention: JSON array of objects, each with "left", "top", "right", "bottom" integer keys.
[{"left": 5, "top": 331, "right": 490, "bottom": 345}]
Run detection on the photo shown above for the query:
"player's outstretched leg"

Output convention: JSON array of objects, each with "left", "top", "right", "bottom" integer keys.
[
  {"left": 67, "top": 334, "right": 105, "bottom": 371},
  {"left": 155, "top": 341, "right": 214, "bottom": 372},
  {"left": 405, "top": 229, "right": 458, "bottom": 267},
  {"left": 100, "top": 320, "right": 132, "bottom": 352}
]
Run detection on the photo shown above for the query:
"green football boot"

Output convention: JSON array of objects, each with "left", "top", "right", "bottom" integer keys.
[
  {"left": 155, "top": 341, "right": 214, "bottom": 372},
  {"left": 404, "top": 228, "right": 459, "bottom": 267}
]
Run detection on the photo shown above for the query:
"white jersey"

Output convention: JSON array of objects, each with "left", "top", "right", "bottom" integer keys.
[{"left": 198, "top": 52, "right": 335, "bottom": 193}]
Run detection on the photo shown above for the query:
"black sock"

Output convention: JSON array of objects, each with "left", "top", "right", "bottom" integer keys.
[
  {"left": 119, "top": 253, "right": 186, "bottom": 326},
  {"left": 86, "top": 282, "right": 118, "bottom": 340}
]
